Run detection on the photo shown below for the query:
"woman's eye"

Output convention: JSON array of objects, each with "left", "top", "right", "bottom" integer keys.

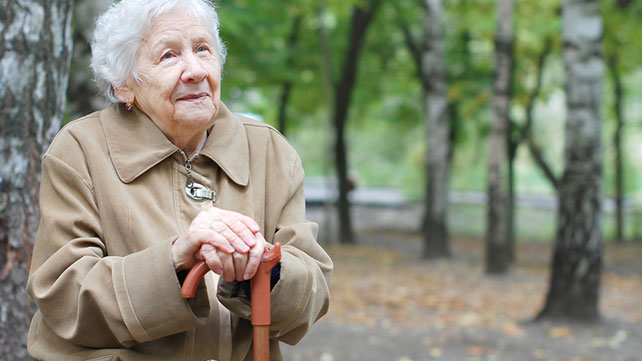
[
  {"left": 197, "top": 46, "right": 208, "bottom": 52},
  {"left": 161, "top": 52, "right": 174, "bottom": 60}
]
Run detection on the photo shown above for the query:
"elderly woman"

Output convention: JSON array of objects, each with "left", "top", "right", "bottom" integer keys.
[{"left": 26, "top": 0, "right": 332, "bottom": 360}]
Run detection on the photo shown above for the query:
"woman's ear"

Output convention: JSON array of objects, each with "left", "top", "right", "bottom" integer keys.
[{"left": 113, "top": 84, "right": 135, "bottom": 104}]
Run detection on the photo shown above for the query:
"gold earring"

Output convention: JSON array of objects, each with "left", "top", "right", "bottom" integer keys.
[{"left": 125, "top": 102, "right": 132, "bottom": 111}]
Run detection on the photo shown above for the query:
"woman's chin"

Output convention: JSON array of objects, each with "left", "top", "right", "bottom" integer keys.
[{"left": 174, "top": 105, "right": 217, "bottom": 128}]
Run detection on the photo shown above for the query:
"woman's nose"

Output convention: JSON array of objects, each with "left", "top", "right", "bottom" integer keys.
[{"left": 181, "top": 54, "right": 207, "bottom": 83}]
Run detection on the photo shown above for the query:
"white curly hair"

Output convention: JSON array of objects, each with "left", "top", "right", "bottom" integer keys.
[{"left": 90, "top": 0, "right": 227, "bottom": 104}]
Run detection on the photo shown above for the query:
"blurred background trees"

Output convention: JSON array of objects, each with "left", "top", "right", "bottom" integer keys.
[
  {"left": 537, "top": 0, "right": 604, "bottom": 321},
  {"left": 486, "top": 0, "right": 514, "bottom": 273},
  {"left": 2, "top": 0, "right": 642, "bottom": 359}
]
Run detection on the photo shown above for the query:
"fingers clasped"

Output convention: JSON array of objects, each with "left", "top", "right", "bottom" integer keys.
[
  {"left": 172, "top": 207, "right": 266, "bottom": 281},
  {"left": 199, "top": 232, "right": 266, "bottom": 282}
]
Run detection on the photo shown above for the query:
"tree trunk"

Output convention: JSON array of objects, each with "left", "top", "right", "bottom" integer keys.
[
  {"left": 0, "top": 1, "right": 74, "bottom": 359},
  {"left": 396, "top": 1, "right": 453, "bottom": 257},
  {"left": 608, "top": 54, "right": 625, "bottom": 243},
  {"left": 486, "top": 0, "right": 514, "bottom": 273},
  {"left": 507, "top": 149, "right": 516, "bottom": 263},
  {"left": 276, "top": 15, "right": 303, "bottom": 136},
  {"left": 538, "top": 0, "right": 604, "bottom": 321},
  {"left": 333, "top": 0, "right": 381, "bottom": 244},
  {"left": 421, "top": 0, "right": 451, "bottom": 258},
  {"left": 317, "top": 4, "right": 337, "bottom": 244}
]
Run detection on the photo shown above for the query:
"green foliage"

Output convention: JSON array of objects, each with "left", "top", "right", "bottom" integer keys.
[
  {"left": 218, "top": 1, "right": 320, "bottom": 126},
  {"left": 214, "top": 0, "right": 642, "bottom": 234},
  {"left": 56, "top": 0, "right": 642, "bottom": 244},
  {"left": 601, "top": 0, "right": 642, "bottom": 72},
  {"left": 600, "top": 0, "right": 642, "bottom": 198}
]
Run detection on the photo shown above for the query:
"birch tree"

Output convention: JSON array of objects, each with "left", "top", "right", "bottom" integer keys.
[
  {"left": 538, "top": 0, "right": 604, "bottom": 320},
  {"left": 0, "top": 1, "right": 74, "bottom": 359},
  {"left": 485, "top": 0, "right": 514, "bottom": 273},
  {"left": 398, "top": 0, "right": 452, "bottom": 258}
]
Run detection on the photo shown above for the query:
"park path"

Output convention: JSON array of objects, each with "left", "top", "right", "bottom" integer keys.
[{"left": 282, "top": 231, "right": 642, "bottom": 361}]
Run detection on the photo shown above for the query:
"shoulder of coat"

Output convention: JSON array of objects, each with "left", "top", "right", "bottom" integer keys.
[
  {"left": 237, "top": 114, "right": 294, "bottom": 148},
  {"left": 44, "top": 110, "right": 103, "bottom": 159}
]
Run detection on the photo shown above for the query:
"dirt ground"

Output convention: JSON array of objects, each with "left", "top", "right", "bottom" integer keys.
[{"left": 281, "top": 231, "right": 642, "bottom": 361}]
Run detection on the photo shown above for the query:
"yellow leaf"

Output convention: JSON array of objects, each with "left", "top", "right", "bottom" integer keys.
[
  {"left": 422, "top": 337, "right": 434, "bottom": 347},
  {"left": 467, "top": 345, "right": 491, "bottom": 356},
  {"left": 429, "top": 347, "right": 443, "bottom": 358},
  {"left": 501, "top": 321, "right": 525, "bottom": 338},
  {"left": 548, "top": 326, "right": 571, "bottom": 339},
  {"left": 533, "top": 348, "right": 549, "bottom": 359}
]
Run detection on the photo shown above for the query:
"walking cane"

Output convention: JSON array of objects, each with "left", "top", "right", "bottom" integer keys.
[{"left": 181, "top": 243, "right": 282, "bottom": 361}]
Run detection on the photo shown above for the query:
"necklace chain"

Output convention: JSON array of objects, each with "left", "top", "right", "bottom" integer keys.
[{"left": 178, "top": 150, "right": 216, "bottom": 202}]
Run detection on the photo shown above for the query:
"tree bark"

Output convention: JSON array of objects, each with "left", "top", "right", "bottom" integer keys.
[
  {"left": 608, "top": 54, "right": 624, "bottom": 243},
  {"left": 421, "top": 0, "right": 451, "bottom": 258},
  {"left": 486, "top": 0, "right": 514, "bottom": 273},
  {"left": 333, "top": 0, "right": 381, "bottom": 244},
  {"left": 538, "top": 0, "right": 604, "bottom": 321},
  {"left": 0, "top": 1, "right": 74, "bottom": 359}
]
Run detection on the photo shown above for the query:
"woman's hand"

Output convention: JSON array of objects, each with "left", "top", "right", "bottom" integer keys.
[
  {"left": 199, "top": 232, "right": 266, "bottom": 281},
  {"left": 172, "top": 207, "right": 260, "bottom": 272}
]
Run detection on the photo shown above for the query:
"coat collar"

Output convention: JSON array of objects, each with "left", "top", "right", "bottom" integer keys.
[{"left": 101, "top": 102, "right": 250, "bottom": 186}]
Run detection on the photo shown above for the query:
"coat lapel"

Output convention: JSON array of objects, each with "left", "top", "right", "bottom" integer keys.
[{"left": 101, "top": 103, "right": 250, "bottom": 186}]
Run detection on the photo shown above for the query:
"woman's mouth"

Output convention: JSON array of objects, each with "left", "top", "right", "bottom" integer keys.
[{"left": 177, "top": 93, "right": 209, "bottom": 101}]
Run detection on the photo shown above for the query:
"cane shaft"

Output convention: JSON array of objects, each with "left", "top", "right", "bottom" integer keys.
[
  {"left": 180, "top": 243, "right": 281, "bottom": 361},
  {"left": 253, "top": 326, "right": 270, "bottom": 361}
]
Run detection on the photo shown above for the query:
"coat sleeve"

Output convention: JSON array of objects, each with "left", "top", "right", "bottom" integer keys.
[
  {"left": 217, "top": 155, "right": 333, "bottom": 346},
  {"left": 27, "top": 154, "right": 210, "bottom": 348}
]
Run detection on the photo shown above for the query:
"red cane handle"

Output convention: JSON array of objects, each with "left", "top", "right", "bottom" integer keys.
[
  {"left": 180, "top": 243, "right": 282, "bottom": 300},
  {"left": 181, "top": 261, "right": 209, "bottom": 298}
]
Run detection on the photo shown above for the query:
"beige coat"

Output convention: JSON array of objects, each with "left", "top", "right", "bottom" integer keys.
[{"left": 26, "top": 103, "right": 332, "bottom": 361}]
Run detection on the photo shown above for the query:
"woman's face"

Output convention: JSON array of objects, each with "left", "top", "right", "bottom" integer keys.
[{"left": 118, "top": 9, "right": 221, "bottom": 149}]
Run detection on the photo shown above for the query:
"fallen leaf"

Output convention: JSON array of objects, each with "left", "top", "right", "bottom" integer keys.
[
  {"left": 429, "top": 347, "right": 443, "bottom": 358},
  {"left": 467, "top": 345, "right": 491, "bottom": 356},
  {"left": 501, "top": 321, "right": 525, "bottom": 338},
  {"left": 422, "top": 337, "right": 434, "bottom": 347},
  {"left": 548, "top": 326, "right": 571, "bottom": 339},
  {"left": 457, "top": 313, "right": 480, "bottom": 327},
  {"left": 533, "top": 348, "right": 549, "bottom": 359},
  {"left": 590, "top": 330, "right": 628, "bottom": 349},
  {"left": 609, "top": 330, "right": 628, "bottom": 348}
]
